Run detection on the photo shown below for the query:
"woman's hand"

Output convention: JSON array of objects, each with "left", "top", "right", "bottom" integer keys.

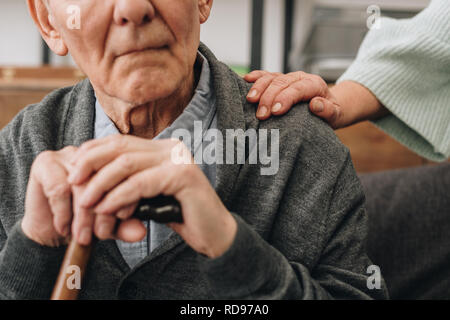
[
  {"left": 244, "top": 70, "right": 341, "bottom": 127},
  {"left": 69, "top": 134, "right": 237, "bottom": 258},
  {"left": 245, "top": 71, "right": 388, "bottom": 129}
]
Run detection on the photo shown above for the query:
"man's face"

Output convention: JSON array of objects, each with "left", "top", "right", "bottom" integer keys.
[{"left": 46, "top": 0, "right": 208, "bottom": 105}]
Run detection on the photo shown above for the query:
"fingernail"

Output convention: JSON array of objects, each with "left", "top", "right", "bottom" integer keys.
[
  {"left": 79, "top": 227, "right": 92, "bottom": 245},
  {"left": 257, "top": 106, "right": 268, "bottom": 118},
  {"left": 312, "top": 101, "right": 324, "bottom": 112},
  {"left": 247, "top": 89, "right": 257, "bottom": 98},
  {"left": 272, "top": 102, "right": 282, "bottom": 113}
]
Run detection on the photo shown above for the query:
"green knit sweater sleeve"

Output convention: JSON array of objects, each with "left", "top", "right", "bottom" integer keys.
[{"left": 338, "top": 0, "right": 450, "bottom": 162}]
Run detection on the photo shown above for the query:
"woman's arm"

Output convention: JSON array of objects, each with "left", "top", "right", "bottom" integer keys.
[{"left": 328, "top": 81, "right": 389, "bottom": 129}]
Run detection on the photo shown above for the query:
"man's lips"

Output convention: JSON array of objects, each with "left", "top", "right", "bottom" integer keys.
[{"left": 117, "top": 45, "right": 168, "bottom": 58}]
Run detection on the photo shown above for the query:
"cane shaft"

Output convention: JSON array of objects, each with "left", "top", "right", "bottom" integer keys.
[
  {"left": 51, "top": 238, "right": 94, "bottom": 300},
  {"left": 51, "top": 195, "right": 182, "bottom": 300}
]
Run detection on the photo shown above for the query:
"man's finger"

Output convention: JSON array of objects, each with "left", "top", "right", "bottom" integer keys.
[
  {"left": 116, "top": 203, "right": 138, "bottom": 221},
  {"left": 94, "top": 166, "right": 169, "bottom": 216},
  {"left": 79, "top": 151, "right": 166, "bottom": 208},
  {"left": 94, "top": 214, "right": 117, "bottom": 240},
  {"left": 72, "top": 185, "right": 95, "bottom": 245},
  {"left": 70, "top": 136, "right": 168, "bottom": 185},
  {"left": 69, "top": 142, "right": 122, "bottom": 185},
  {"left": 50, "top": 191, "right": 73, "bottom": 237},
  {"left": 115, "top": 218, "right": 147, "bottom": 243},
  {"left": 34, "top": 152, "right": 73, "bottom": 236}
]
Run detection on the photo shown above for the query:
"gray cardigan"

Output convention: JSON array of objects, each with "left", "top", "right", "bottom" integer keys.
[{"left": 0, "top": 44, "right": 388, "bottom": 300}]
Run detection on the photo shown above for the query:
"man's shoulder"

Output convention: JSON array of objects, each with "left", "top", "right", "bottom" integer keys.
[
  {"left": 200, "top": 44, "right": 351, "bottom": 174},
  {"left": 270, "top": 104, "right": 349, "bottom": 173}
]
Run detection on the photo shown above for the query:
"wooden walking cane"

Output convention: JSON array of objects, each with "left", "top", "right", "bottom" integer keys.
[{"left": 51, "top": 195, "right": 183, "bottom": 300}]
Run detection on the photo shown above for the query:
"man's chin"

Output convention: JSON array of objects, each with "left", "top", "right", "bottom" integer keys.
[{"left": 113, "top": 81, "right": 177, "bottom": 105}]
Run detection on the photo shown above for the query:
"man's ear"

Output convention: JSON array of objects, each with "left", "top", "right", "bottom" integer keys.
[
  {"left": 198, "top": 0, "right": 213, "bottom": 24},
  {"left": 27, "top": 0, "right": 68, "bottom": 56}
]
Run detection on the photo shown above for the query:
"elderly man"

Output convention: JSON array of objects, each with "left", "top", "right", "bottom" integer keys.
[{"left": 0, "top": 0, "right": 387, "bottom": 300}]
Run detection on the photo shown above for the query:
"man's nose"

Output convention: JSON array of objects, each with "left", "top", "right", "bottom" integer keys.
[{"left": 114, "top": 0, "right": 155, "bottom": 26}]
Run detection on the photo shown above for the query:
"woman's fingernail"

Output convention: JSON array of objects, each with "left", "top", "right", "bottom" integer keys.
[
  {"left": 312, "top": 101, "right": 324, "bottom": 112},
  {"left": 79, "top": 227, "right": 92, "bottom": 245},
  {"left": 257, "top": 106, "right": 268, "bottom": 118},
  {"left": 248, "top": 89, "right": 257, "bottom": 98},
  {"left": 272, "top": 102, "right": 282, "bottom": 113}
]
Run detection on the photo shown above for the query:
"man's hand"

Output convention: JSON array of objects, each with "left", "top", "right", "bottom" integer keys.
[
  {"left": 245, "top": 71, "right": 388, "bottom": 129},
  {"left": 69, "top": 135, "right": 237, "bottom": 259},
  {"left": 22, "top": 145, "right": 147, "bottom": 247}
]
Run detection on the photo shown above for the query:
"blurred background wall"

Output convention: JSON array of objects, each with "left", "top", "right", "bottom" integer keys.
[
  {"left": 0, "top": 0, "right": 285, "bottom": 73},
  {"left": 0, "top": 0, "right": 41, "bottom": 66},
  {"left": 0, "top": 0, "right": 430, "bottom": 76}
]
